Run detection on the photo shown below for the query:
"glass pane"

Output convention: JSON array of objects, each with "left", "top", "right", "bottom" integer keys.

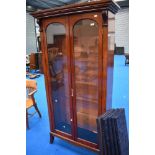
[
  {"left": 73, "top": 19, "right": 99, "bottom": 143},
  {"left": 46, "top": 23, "right": 71, "bottom": 134}
]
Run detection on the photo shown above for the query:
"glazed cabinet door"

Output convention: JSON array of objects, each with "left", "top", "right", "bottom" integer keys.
[
  {"left": 43, "top": 17, "right": 73, "bottom": 138},
  {"left": 69, "top": 13, "right": 103, "bottom": 145}
]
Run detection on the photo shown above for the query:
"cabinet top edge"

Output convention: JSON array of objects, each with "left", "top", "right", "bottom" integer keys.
[{"left": 31, "top": 0, "right": 120, "bottom": 20}]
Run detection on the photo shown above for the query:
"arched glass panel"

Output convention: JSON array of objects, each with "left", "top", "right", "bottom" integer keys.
[
  {"left": 73, "top": 19, "right": 99, "bottom": 143},
  {"left": 46, "top": 23, "right": 71, "bottom": 134}
]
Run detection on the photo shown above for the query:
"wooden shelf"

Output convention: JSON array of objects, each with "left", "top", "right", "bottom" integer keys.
[
  {"left": 76, "top": 81, "right": 97, "bottom": 87},
  {"left": 76, "top": 71, "right": 98, "bottom": 80},
  {"left": 77, "top": 111, "right": 97, "bottom": 131},
  {"left": 77, "top": 111, "right": 97, "bottom": 119},
  {"left": 76, "top": 96, "right": 97, "bottom": 104},
  {"left": 77, "top": 105, "right": 98, "bottom": 116},
  {"left": 75, "top": 57, "right": 98, "bottom": 62}
]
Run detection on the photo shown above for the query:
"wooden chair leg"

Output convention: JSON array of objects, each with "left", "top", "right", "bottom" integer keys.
[
  {"left": 26, "top": 110, "right": 29, "bottom": 129},
  {"left": 34, "top": 103, "right": 42, "bottom": 118}
]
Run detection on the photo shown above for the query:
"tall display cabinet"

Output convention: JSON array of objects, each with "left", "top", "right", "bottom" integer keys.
[{"left": 32, "top": 0, "right": 119, "bottom": 152}]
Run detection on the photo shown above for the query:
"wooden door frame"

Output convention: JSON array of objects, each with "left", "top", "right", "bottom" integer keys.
[
  {"left": 68, "top": 12, "right": 103, "bottom": 149},
  {"left": 40, "top": 16, "right": 74, "bottom": 139}
]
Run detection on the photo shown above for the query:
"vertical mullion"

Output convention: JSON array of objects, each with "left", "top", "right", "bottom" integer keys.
[
  {"left": 66, "top": 16, "right": 75, "bottom": 140},
  {"left": 68, "top": 15, "right": 78, "bottom": 141}
]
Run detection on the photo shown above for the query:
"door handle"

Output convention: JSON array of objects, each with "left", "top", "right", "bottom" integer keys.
[{"left": 71, "top": 89, "right": 74, "bottom": 97}]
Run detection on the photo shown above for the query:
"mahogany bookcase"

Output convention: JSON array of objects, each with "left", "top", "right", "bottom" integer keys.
[{"left": 32, "top": 0, "right": 119, "bottom": 152}]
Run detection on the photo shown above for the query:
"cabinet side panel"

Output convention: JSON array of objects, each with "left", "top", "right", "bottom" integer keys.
[
  {"left": 106, "top": 11, "right": 115, "bottom": 110},
  {"left": 106, "top": 52, "right": 114, "bottom": 110}
]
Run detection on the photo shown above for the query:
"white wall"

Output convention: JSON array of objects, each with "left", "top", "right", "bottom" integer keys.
[
  {"left": 115, "top": 8, "right": 129, "bottom": 53},
  {"left": 26, "top": 13, "right": 37, "bottom": 55}
]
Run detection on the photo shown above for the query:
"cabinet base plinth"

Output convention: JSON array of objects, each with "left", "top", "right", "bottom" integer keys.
[
  {"left": 50, "top": 133, "right": 55, "bottom": 144},
  {"left": 50, "top": 131, "right": 99, "bottom": 152}
]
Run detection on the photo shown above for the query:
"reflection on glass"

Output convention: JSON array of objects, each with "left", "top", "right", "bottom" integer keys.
[
  {"left": 46, "top": 23, "right": 71, "bottom": 134},
  {"left": 73, "top": 19, "right": 99, "bottom": 143}
]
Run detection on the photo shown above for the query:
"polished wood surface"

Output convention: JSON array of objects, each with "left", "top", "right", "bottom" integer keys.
[
  {"left": 29, "top": 52, "right": 43, "bottom": 73},
  {"left": 32, "top": 0, "right": 118, "bottom": 151},
  {"left": 30, "top": 53, "right": 37, "bottom": 70},
  {"left": 50, "top": 132, "right": 99, "bottom": 152},
  {"left": 38, "top": 52, "right": 44, "bottom": 73},
  {"left": 31, "top": 0, "right": 119, "bottom": 19},
  {"left": 69, "top": 12, "right": 103, "bottom": 143}
]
